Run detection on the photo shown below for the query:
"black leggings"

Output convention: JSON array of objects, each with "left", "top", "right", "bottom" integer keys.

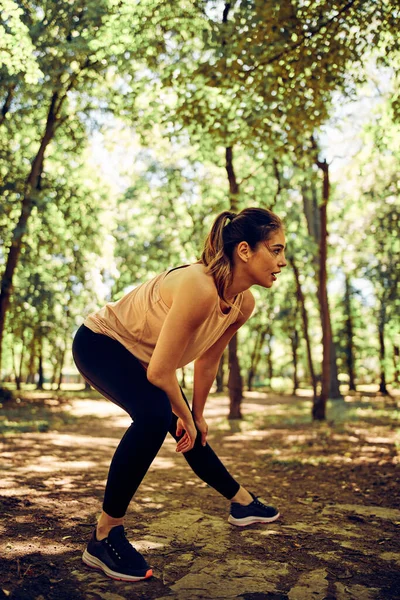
[{"left": 72, "top": 325, "right": 240, "bottom": 518}]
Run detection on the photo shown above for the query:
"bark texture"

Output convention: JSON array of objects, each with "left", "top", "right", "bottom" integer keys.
[
  {"left": 290, "top": 257, "right": 317, "bottom": 401},
  {"left": 0, "top": 92, "right": 61, "bottom": 372},
  {"left": 344, "top": 275, "right": 356, "bottom": 392},
  {"left": 313, "top": 147, "right": 332, "bottom": 420},
  {"left": 225, "top": 146, "right": 243, "bottom": 417}
]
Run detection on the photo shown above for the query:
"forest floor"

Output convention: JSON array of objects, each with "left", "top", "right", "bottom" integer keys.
[{"left": 0, "top": 386, "right": 399, "bottom": 600}]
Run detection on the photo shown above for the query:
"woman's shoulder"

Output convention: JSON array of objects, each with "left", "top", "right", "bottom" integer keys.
[{"left": 160, "top": 263, "right": 216, "bottom": 308}]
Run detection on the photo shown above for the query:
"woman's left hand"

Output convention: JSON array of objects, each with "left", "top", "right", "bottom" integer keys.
[{"left": 194, "top": 415, "right": 208, "bottom": 447}]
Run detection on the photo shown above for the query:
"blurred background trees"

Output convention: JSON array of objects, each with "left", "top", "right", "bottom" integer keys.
[{"left": 1, "top": 0, "right": 399, "bottom": 419}]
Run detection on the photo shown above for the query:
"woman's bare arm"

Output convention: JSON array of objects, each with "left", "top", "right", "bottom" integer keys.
[
  {"left": 146, "top": 269, "right": 216, "bottom": 451},
  {"left": 192, "top": 290, "right": 255, "bottom": 423}
]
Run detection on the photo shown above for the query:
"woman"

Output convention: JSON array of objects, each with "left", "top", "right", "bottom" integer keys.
[{"left": 72, "top": 207, "right": 287, "bottom": 582}]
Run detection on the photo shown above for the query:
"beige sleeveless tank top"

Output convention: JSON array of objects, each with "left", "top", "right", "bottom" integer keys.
[{"left": 84, "top": 265, "right": 243, "bottom": 368}]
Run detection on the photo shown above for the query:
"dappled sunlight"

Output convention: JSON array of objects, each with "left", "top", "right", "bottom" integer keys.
[
  {"left": 3, "top": 540, "right": 80, "bottom": 557},
  {"left": 2, "top": 388, "right": 399, "bottom": 600},
  {"left": 67, "top": 398, "right": 127, "bottom": 418},
  {"left": 16, "top": 459, "right": 99, "bottom": 473},
  {"left": 222, "top": 430, "right": 275, "bottom": 443},
  {"left": 48, "top": 433, "right": 118, "bottom": 448},
  {"left": 243, "top": 528, "right": 283, "bottom": 537},
  {"left": 146, "top": 456, "right": 177, "bottom": 470},
  {"left": 134, "top": 538, "right": 166, "bottom": 552},
  {"left": 0, "top": 484, "right": 37, "bottom": 496},
  {"left": 293, "top": 389, "right": 315, "bottom": 398}
]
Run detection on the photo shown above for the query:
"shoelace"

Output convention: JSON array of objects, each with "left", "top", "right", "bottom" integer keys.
[
  {"left": 109, "top": 530, "right": 140, "bottom": 561},
  {"left": 252, "top": 497, "right": 267, "bottom": 508}
]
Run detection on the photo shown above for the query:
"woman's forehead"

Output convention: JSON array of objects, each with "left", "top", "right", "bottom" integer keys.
[{"left": 267, "top": 230, "right": 286, "bottom": 247}]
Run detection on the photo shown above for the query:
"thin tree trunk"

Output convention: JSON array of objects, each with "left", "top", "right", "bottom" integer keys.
[
  {"left": 228, "top": 332, "right": 243, "bottom": 419},
  {"left": 290, "top": 256, "right": 317, "bottom": 400},
  {"left": 11, "top": 341, "right": 21, "bottom": 390},
  {"left": 344, "top": 275, "right": 356, "bottom": 391},
  {"left": 265, "top": 330, "right": 273, "bottom": 388},
  {"left": 57, "top": 345, "right": 67, "bottom": 390},
  {"left": 37, "top": 338, "right": 44, "bottom": 390},
  {"left": 26, "top": 333, "right": 37, "bottom": 385},
  {"left": 303, "top": 155, "right": 342, "bottom": 411},
  {"left": 247, "top": 367, "right": 254, "bottom": 392},
  {"left": 216, "top": 352, "right": 225, "bottom": 392},
  {"left": 272, "top": 159, "right": 282, "bottom": 207},
  {"left": 0, "top": 91, "right": 60, "bottom": 374},
  {"left": 378, "top": 302, "right": 389, "bottom": 395},
  {"left": 180, "top": 367, "right": 186, "bottom": 390},
  {"left": 0, "top": 84, "right": 16, "bottom": 125},
  {"left": 393, "top": 345, "right": 400, "bottom": 386},
  {"left": 329, "top": 340, "right": 342, "bottom": 399},
  {"left": 313, "top": 146, "right": 332, "bottom": 420},
  {"left": 225, "top": 145, "right": 243, "bottom": 416},
  {"left": 302, "top": 182, "right": 321, "bottom": 250},
  {"left": 291, "top": 329, "right": 299, "bottom": 395},
  {"left": 248, "top": 326, "right": 262, "bottom": 391}
]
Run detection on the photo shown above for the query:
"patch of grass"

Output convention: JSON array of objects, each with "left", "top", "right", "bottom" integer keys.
[{"left": 0, "top": 400, "right": 80, "bottom": 435}]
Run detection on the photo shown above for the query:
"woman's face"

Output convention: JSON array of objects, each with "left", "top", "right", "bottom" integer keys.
[{"left": 247, "top": 229, "right": 287, "bottom": 288}]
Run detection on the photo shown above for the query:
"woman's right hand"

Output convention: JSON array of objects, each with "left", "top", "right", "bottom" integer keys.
[{"left": 175, "top": 417, "right": 197, "bottom": 453}]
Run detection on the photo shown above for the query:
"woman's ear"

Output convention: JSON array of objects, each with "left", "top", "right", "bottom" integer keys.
[{"left": 236, "top": 241, "right": 252, "bottom": 263}]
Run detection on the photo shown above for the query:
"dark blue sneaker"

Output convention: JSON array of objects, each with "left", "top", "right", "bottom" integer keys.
[
  {"left": 82, "top": 525, "right": 153, "bottom": 582},
  {"left": 228, "top": 493, "right": 280, "bottom": 526}
]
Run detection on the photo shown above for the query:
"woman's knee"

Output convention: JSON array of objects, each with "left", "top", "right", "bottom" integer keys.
[{"left": 135, "top": 393, "right": 173, "bottom": 434}]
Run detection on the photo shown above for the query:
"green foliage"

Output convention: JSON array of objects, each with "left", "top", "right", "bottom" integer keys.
[{"left": 0, "top": 0, "right": 43, "bottom": 82}]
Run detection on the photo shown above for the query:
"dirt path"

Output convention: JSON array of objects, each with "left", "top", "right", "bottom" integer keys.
[{"left": 1, "top": 390, "right": 399, "bottom": 600}]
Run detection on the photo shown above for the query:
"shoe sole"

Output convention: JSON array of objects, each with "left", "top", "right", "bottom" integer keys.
[
  {"left": 82, "top": 550, "right": 153, "bottom": 582},
  {"left": 228, "top": 512, "right": 280, "bottom": 527}
]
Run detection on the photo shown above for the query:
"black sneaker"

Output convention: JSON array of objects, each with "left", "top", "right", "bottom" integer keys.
[
  {"left": 228, "top": 493, "right": 280, "bottom": 527},
  {"left": 82, "top": 525, "right": 153, "bottom": 582}
]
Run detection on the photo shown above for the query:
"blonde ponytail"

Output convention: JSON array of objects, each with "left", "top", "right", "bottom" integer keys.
[{"left": 201, "top": 211, "right": 236, "bottom": 307}]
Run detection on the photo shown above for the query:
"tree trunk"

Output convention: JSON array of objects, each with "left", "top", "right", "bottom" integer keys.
[
  {"left": 313, "top": 148, "right": 332, "bottom": 421},
  {"left": 0, "top": 92, "right": 60, "bottom": 374},
  {"left": 180, "top": 367, "right": 186, "bottom": 390},
  {"left": 228, "top": 334, "right": 243, "bottom": 419},
  {"left": 248, "top": 326, "right": 262, "bottom": 391},
  {"left": 290, "top": 257, "right": 317, "bottom": 400},
  {"left": 225, "top": 145, "right": 243, "bottom": 416},
  {"left": 302, "top": 182, "right": 321, "bottom": 250},
  {"left": 0, "top": 84, "right": 16, "bottom": 125},
  {"left": 378, "top": 301, "right": 389, "bottom": 395},
  {"left": 265, "top": 330, "right": 273, "bottom": 388},
  {"left": 291, "top": 329, "right": 299, "bottom": 395},
  {"left": 57, "top": 345, "right": 67, "bottom": 390},
  {"left": 26, "top": 333, "right": 37, "bottom": 385},
  {"left": 393, "top": 345, "right": 400, "bottom": 386},
  {"left": 216, "top": 352, "right": 225, "bottom": 392},
  {"left": 329, "top": 340, "right": 342, "bottom": 399},
  {"left": 247, "top": 367, "right": 254, "bottom": 392},
  {"left": 37, "top": 339, "right": 44, "bottom": 390},
  {"left": 226, "top": 147, "right": 240, "bottom": 204},
  {"left": 344, "top": 275, "right": 356, "bottom": 391}
]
